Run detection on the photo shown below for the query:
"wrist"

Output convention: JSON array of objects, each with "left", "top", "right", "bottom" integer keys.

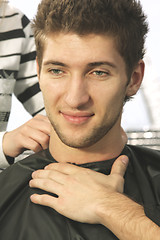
[
  {"left": 95, "top": 192, "right": 146, "bottom": 240},
  {"left": 0, "top": 131, "right": 11, "bottom": 168},
  {"left": 95, "top": 192, "right": 123, "bottom": 226},
  {"left": 2, "top": 132, "right": 15, "bottom": 164},
  {"left": 2, "top": 131, "right": 15, "bottom": 157},
  {"left": 96, "top": 192, "right": 160, "bottom": 240}
]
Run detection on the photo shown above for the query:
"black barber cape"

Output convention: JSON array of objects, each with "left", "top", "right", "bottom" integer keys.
[{"left": 0, "top": 145, "right": 160, "bottom": 240}]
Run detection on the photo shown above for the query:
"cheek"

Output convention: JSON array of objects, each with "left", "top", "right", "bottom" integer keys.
[
  {"left": 40, "top": 80, "right": 61, "bottom": 100},
  {"left": 40, "top": 82, "right": 54, "bottom": 109},
  {"left": 40, "top": 81, "right": 67, "bottom": 115},
  {"left": 98, "top": 87, "right": 125, "bottom": 115}
]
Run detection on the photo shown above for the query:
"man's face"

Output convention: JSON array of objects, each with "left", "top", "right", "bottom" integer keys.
[{"left": 38, "top": 33, "right": 132, "bottom": 148}]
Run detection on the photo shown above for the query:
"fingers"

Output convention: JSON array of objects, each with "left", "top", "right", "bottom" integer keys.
[
  {"left": 13, "top": 126, "right": 49, "bottom": 153},
  {"left": 2, "top": 114, "right": 51, "bottom": 157},
  {"left": 34, "top": 114, "right": 50, "bottom": 124},
  {"left": 27, "top": 114, "right": 51, "bottom": 135},
  {"left": 31, "top": 169, "right": 67, "bottom": 185},
  {"left": 29, "top": 164, "right": 80, "bottom": 197},
  {"left": 110, "top": 155, "right": 129, "bottom": 177},
  {"left": 29, "top": 168, "right": 69, "bottom": 197},
  {"left": 23, "top": 127, "right": 50, "bottom": 151},
  {"left": 25, "top": 115, "right": 51, "bottom": 150},
  {"left": 109, "top": 155, "right": 129, "bottom": 193},
  {"left": 30, "top": 194, "right": 58, "bottom": 208},
  {"left": 19, "top": 136, "right": 43, "bottom": 153},
  {"left": 45, "top": 162, "right": 82, "bottom": 175},
  {"left": 29, "top": 177, "right": 62, "bottom": 196}
]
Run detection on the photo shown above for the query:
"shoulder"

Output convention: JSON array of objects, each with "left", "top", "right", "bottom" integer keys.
[
  {"left": 0, "top": 149, "right": 55, "bottom": 212},
  {"left": 0, "top": 149, "right": 55, "bottom": 184},
  {"left": 1, "top": 3, "right": 30, "bottom": 30},
  {"left": 125, "top": 145, "right": 160, "bottom": 226},
  {"left": 16, "top": 148, "right": 55, "bottom": 172},
  {"left": 126, "top": 144, "right": 160, "bottom": 168},
  {"left": 2, "top": 3, "right": 25, "bottom": 18}
]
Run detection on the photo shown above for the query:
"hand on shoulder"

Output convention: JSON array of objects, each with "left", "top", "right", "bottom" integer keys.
[{"left": 2, "top": 114, "right": 51, "bottom": 158}]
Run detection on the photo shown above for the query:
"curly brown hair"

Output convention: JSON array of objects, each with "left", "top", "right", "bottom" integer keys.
[{"left": 33, "top": 0, "right": 148, "bottom": 78}]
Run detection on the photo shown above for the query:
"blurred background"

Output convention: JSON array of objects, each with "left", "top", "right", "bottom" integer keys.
[{"left": 7, "top": 0, "right": 160, "bottom": 147}]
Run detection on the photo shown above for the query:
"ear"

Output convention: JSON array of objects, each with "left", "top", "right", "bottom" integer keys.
[{"left": 126, "top": 60, "right": 144, "bottom": 97}]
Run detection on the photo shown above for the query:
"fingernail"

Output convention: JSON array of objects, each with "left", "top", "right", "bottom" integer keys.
[
  {"left": 30, "top": 194, "right": 36, "bottom": 202},
  {"left": 29, "top": 180, "right": 32, "bottom": 187},
  {"left": 121, "top": 155, "right": 129, "bottom": 165},
  {"left": 32, "top": 172, "right": 36, "bottom": 178}
]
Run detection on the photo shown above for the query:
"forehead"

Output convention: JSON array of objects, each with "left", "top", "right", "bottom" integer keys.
[{"left": 42, "top": 33, "right": 125, "bottom": 68}]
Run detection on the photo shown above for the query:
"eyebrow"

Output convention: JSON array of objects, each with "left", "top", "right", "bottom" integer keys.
[
  {"left": 88, "top": 61, "right": 117, "bottom": 69},
  {"left": 43, "top": 60, "right": 117, "bottom": 69},
  {"left": 43, "top": 61, "right": 68, "bottom": 67}
]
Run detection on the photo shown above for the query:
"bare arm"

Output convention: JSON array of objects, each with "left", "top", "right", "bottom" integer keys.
[
  {"left": 29, "top": 155, "right": 160, "bottom": 239},
  {"left": 95, "top": 190, "right": 160, "bottom": 240},
  {"left": 2, "top": 114, "right": 51, "bottom": 158}
]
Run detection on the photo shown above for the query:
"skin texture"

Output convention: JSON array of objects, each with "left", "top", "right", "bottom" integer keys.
[
  {"left": 37, "top": 33, "right": 143, "bottom": 163},
  {"left": 30, "top": 155, "right": 129, "bottom": 223},
  {"left": 29, "top": 33, "right": 160, "bottom": 239},
  {"left": 3, "top": 114, "right": 51, "bottom": 158},
  {"left": 30, "top": 155, "right": 160, "bottom": 240}
]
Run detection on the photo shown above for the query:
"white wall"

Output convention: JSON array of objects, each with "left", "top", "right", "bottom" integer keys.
[
  {"left": 7, "top": 0, "right": 160, "bottom": 131},
  {"left": 9, "top": 0, "right": 41, "bottom": 19},
  {"left": 122, "top": 0, "right": 160, "bottom": 130}
]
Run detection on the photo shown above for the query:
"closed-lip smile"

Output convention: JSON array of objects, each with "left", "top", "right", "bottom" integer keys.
[{"left": 60, "top": 111, "right": 94, "bottom": 124}]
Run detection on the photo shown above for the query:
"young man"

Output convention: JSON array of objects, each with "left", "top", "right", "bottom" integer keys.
[{"left": 0, "top": 0, "right": 160, "bottom": 239}]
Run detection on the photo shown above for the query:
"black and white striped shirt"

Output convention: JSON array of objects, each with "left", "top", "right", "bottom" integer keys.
[{"left": 0, "top": 2, "right": 45, "bottom": 168}]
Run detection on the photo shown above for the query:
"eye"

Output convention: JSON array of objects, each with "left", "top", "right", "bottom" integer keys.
[
  {"left": 49, "top": 69, "right": 63, "bottom": 75},
  {"left": 92, "top": 70, "right": 110, "bottom": 77}
]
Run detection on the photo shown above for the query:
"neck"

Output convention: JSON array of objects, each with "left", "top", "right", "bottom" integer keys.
[{"left": 49, "top": 126, "right": 127, "bottom": 164}]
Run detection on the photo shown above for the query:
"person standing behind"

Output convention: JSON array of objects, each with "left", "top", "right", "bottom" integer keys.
[{"left": 0, "top": 0, "right": 51, "bottom": 169}]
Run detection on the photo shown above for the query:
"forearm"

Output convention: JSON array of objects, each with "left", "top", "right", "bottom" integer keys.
[{"left": 96, "top": 192, "right": 160, "bottom": 240}]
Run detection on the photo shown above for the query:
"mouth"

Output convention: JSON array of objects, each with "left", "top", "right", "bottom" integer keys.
[{"left": 60, "top": 111, "right": 94, "bottom": 124}]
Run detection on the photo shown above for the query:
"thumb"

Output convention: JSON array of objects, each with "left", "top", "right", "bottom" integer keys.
[{"left": 110, "top": 155, "right": 129, "bottom": 177}]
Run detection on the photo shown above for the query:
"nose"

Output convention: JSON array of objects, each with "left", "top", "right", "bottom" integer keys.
[{"left": 64, "top": 75, "right": 90, "bottom": 108}]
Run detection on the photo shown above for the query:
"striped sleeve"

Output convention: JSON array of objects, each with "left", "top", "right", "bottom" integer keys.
[
  {"left": 0, "top": 3, "right": 45, "bottom": 168},
  {"left": 14, "top": 14, "right": 45, "bottom": 116}
]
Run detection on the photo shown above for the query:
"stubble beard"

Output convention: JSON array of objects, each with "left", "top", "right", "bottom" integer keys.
[{"left": 48, "top": 110, "right": 121, "bottom": 149}]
